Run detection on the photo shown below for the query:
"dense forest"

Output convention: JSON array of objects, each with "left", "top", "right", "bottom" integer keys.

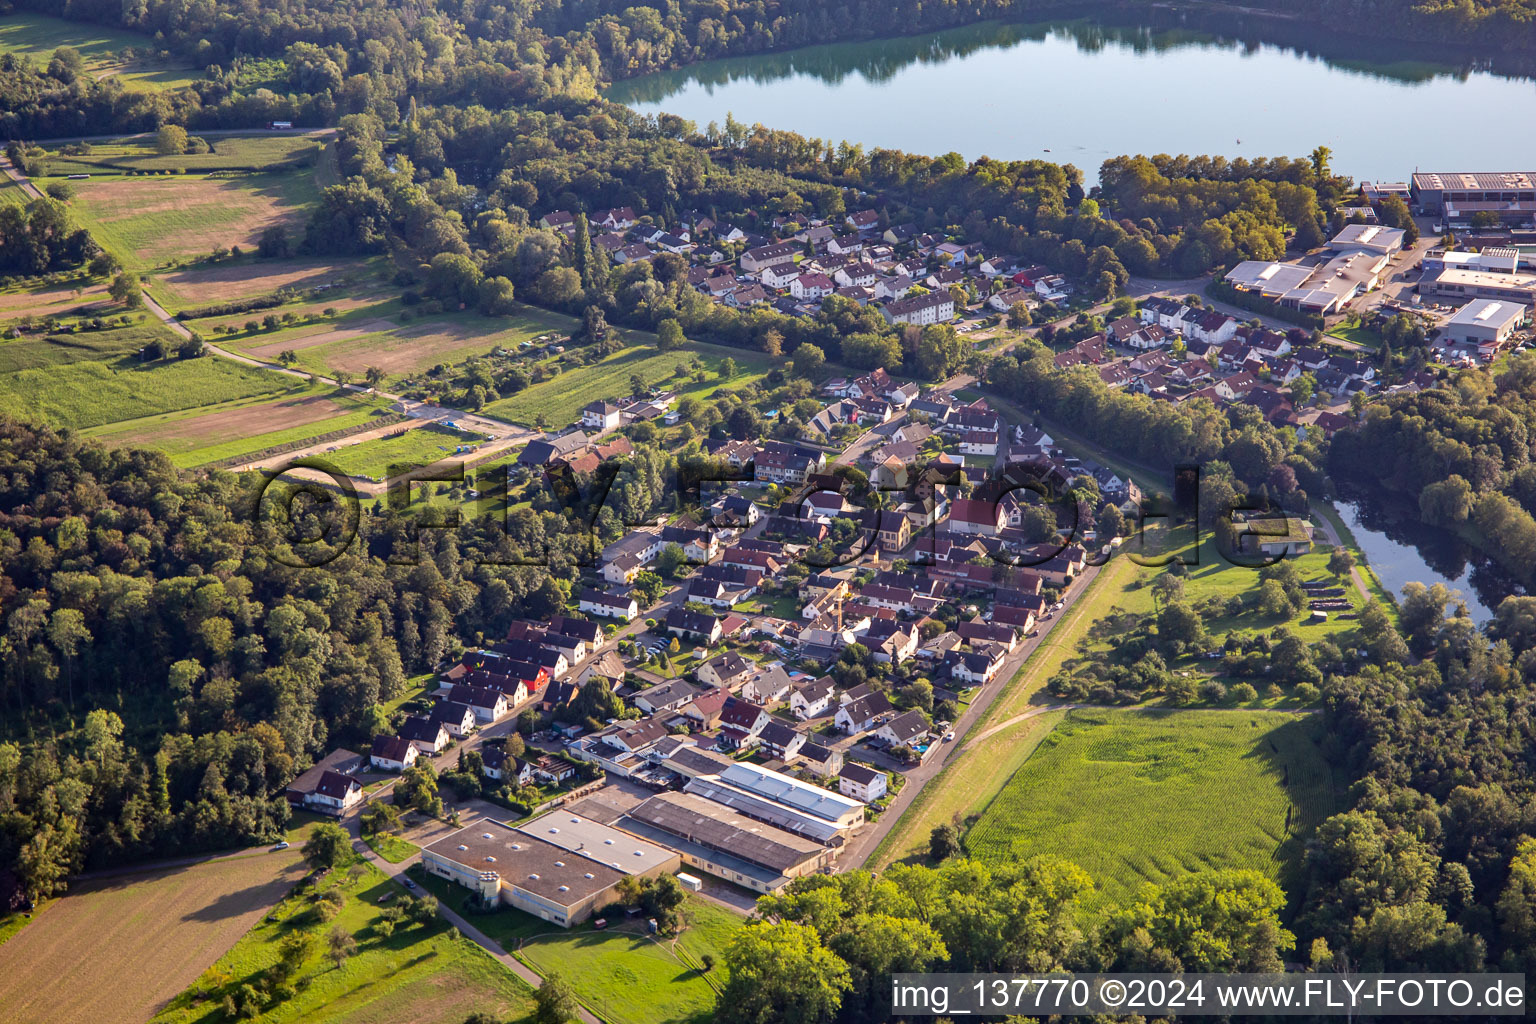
[{"left": 0, "top": 421, "right": 692, "bottom": 900}]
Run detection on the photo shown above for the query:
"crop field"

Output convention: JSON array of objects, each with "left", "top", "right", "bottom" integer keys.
[
  {"left": 0, "top": 320, "right": 164, "bottom": 373},
  {"left": 0, "top": 849, "right": 308, "bottom": 1024},
  {"left": 84, "top": 385, "right": 392, "bottom": 467},
  {"left": 64, "top": 171, "right": 321, "bottom": 272},
  {"left": 484, "top": 341, "right": 778, "bottom": 427},
  {"left": 965, "top": 708, "right": 1341, "bottom": 905},
  {"left": 153, "top": 860, "right": 533, "bottom": 1024},
  {"left": 324, "top": 425, "right": 484, "bottom": 481},
  {"left": 0, "top": 13, "right": 198, "bottom": 89},
  {"left": 156, "top": 257, "right": 378, "bottom": 311},
  {"left": 0, "top": 352, "right": 289, "bottom": 430}
]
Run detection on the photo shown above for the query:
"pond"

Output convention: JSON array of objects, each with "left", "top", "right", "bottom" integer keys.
[
  {"left": 1331, "top": 492, "right": 1515, "bottom": 624},
  {"left": 607, "top": 12, "right": 1536, "bottom": 184}
]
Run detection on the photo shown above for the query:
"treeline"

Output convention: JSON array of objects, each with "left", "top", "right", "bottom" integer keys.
[
  {"left": 985, "top": 336, "right": 1329, "bottom": 512},
  {"left": 1312, "top": 586, "right": 1536, "bottom": 973},
  {"left": 0, "top": 418, "right": 690, "bottom": 902},
  {"left": 1330, "top": 354, "right": 1536, "bottom": 582},
  {"left": 0, "top": 192, "right": 94, "bottom": 275},
  {"left": 724, "top": 858, "right": 1293, "bottom": 1023}
]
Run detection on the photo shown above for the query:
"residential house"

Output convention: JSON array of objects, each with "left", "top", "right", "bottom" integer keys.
[
  {"left": 948, "top": 497, "right": 1006, "bottom": 536},
  {"left": 827, "top": 233, "right": 864, "bottom": 256},
  {"left": 800, "top": 742, "right": 844, "bottom": 778},
  {"left": 789, "top": 676, "right": 836, "bottom": 719},
  {"left": 697, "top": 651, "right": 752, "bottom": 690},
  {"left": 666, "top": 608, "right": 722, "bottom": 645},
  {"left": 307, "top": 770, "right": 362, "bottom": 815},
  {"left": 581, "top": 401, "right": 621, "bottom": 431},
  {"left": 284, "top": 749, "right": 364, "bottom": 812},
  {"left": 635, "top": 679, "right": 702, "bottom": 716},
  {"left": 758, "top": 721, "right": 806, "bottom": 762},
  {"left": 741, "top": 243, "right": 798, "bottom": 273},
  {"left": 370, "top": 735, "right": 419, "bottom": 772},
  {"left": 882, "top": 292, "right": 956, "bottom": 326},
  {"left": 876, "top": 709, "right": 930, "bottom": 749},
  {"left": 719, "top": 698, "right": 771, "bottom": 750},
  {"left": 835, "top": 692, "right": 893, "bottom": 734},
  {"left": 446, "top": 684, "right": 511, "bottom": 722},
  {"left": 430, "top": 700, "right": 477, "bottom": 738},
  {"left": 754, "top": 441, "right": 826, "bottom": 485},
  {"left": 579, "top": 588, "right": 639, "bottom": 621},
  {"left": 791, "top": 273, "right": 835, "bottom": 301},
  {"left": 839, "top": 763, "right": 888, "bottom": 803},
  {"left": 400, "top": 716, "right": 449, "bottom": 754},
  {"left": 952, "top": 648, "right": 1006, "bottom": 686},
  {"left": 761, "top": 263, "right": 800, "bottom": 289},
  {"left": 741, "top": 666, "right": 794, "bottom": 704}
]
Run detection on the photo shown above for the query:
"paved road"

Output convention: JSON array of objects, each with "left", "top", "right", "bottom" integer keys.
[
  {"left": 0, "top": 156, "right": 43, "bottom": 200},
  {"left": 838, "top": 560, "right": 1102, "bottom": 868}
]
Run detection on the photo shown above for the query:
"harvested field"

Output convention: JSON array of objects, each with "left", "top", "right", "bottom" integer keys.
[
  {"left": 243, "top": 318, "right": 398, "bottom": 358},
  {"left": 70, "top": 173, "right": 319, "bottom": 272},
  {"left": 0, "top": 849, "right": 307, "bottom": 1024},
  {"left": 318, "top": 319, "right": 510, "bottom": 376},
  {"left": 156, "top": 257, "right": 372, "bottom": 309},
  {"left": 91, "top": 389, "right": 357, "bottom": 451},
  {"left": 0, "top": 280, "right": 113, "bottom": 321}
]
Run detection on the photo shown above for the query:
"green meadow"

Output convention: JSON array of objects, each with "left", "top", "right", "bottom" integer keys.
[
  {"left": 965, "top": 708, "right": 1341, "bottom": 906},
  {"left": 484, "top": 342, "right": 778, "bottom": 427}
]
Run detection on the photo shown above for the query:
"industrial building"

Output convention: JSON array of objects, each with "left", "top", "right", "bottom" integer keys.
[
  {"left": 620, "top": 791, "right": 838, "bottom": 893},
  {"left": 420, "top": 813, "right": 679, "bottom": 927},
  {"left": 1327, "top": 223, "right": 1406, "bottom": 257},
  {"left": 1225, "top": 250, "right": 1388, "bottom": 315},
  {"left": 1419, "top": 265, "right": 1536, "bottom": 306},
  {"left": 1440, "top": 298, "right": 1528, "bottom": 359},
  {"left": 1410, "top": 172, "right": 1536, "bottom": 227},
  {"left": 683, "top": 762, "right": 866, "bottom": 843}
]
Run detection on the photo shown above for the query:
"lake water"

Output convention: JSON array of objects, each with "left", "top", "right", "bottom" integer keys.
[
  {"left": 1332, "top": 495, "right": 1512, "bottom": 623},
  {"left": 608, "top": 15, "right": 1536, "bottom": 184}
]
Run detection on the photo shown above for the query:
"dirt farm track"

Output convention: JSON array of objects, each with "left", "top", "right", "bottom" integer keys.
[{"left": 0, "top": 849, "right": 306, "bottom": 1024}]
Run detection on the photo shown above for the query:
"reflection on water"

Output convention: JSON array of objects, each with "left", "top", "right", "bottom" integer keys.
[
  {"left": 1332, "top": 492, "right": 1513, "bottom": 623},
  {"left": 607, "top": 12, "right": 1536, "bottom": 183}
]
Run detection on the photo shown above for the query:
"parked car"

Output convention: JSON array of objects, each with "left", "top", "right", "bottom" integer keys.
[{"left": 402, "top": 878, "right": 417, "bottom": 890}]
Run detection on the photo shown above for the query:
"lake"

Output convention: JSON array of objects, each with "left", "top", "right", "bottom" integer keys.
[
  {"left": 607, "top": 14, "right": 1536, "bottom": 184},
  {"left": 1332, "top": 493, "right": 1514, "bottom": 623}
]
